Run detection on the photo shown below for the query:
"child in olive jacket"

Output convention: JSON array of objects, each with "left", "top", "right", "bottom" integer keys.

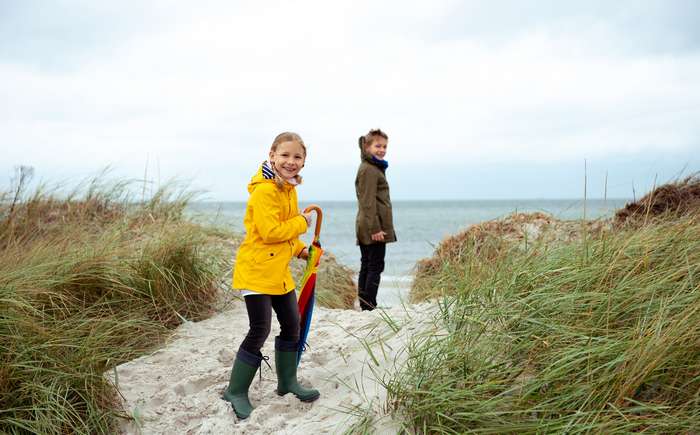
[{"left": 355, "top": 128, "right": 396, "bottom": 311}]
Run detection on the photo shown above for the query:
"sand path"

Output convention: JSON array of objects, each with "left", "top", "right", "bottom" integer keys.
[{"left": 110, "top": 296, "right": 436, "bottom": 434}]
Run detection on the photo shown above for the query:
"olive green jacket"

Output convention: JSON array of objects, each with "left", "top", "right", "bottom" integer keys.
[{"left": 355, "top": 147, "right": 397, "bottom": 245}]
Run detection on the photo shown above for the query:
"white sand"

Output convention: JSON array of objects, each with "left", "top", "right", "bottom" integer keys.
[{"left": 109, "top": 296, "right": 436, "bottom": 434}]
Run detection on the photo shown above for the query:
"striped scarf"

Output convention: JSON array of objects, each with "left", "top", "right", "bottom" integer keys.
[
  {"left": 262, "top": 160, "right": 301, "bottom": 186},
  {"left": 262, "top": 160, "right": 275, "bottom": 180}
]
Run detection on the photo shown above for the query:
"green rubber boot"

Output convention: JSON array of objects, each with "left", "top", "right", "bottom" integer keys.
[
  {"left": 222, "top": 348, "right": 262, "bottom": 419},
  {"left": 274, "top": 337, "right": 320, "bottom": 402}
]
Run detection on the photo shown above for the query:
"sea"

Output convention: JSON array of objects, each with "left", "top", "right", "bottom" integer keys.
[{"left": 188, "top": 199, "right": 629, "bottom": 307}]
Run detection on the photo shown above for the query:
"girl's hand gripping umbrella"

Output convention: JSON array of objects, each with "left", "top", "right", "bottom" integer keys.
[{"left": 297, "top": 205, "right": 323, "bottom": 366}]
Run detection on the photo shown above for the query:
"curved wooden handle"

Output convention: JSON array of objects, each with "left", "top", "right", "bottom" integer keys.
[{"left": 303, "top": 204, "right": 323, "bottom": 240}]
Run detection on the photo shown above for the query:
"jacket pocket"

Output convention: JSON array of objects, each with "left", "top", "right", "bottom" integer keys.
[{"left": 254, "top": 243, "right": 287, "bottom": 264}]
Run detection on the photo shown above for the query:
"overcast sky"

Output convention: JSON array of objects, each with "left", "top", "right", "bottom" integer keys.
[{"left": 1, "top": 0, "right": 699, "bottom": 200}]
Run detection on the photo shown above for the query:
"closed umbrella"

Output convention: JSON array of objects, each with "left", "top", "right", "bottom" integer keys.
[{"left": 297, "top": 205, "right": 323, "bottom": 365}]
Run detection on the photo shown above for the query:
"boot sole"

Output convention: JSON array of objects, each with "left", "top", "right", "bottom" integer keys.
[
  {"left": 222, "top": 395, "right": 253, "bottom": 419},
  {"left": 276, "top": 391, "right": 320, "bottom": 402},
  {"left": 234, "top": 409, "right": 250, "bottom": 419}
]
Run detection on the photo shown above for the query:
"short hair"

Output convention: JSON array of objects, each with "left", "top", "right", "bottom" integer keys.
[{"left": 358, "top": 128, "right": 388, "bottom": 148}]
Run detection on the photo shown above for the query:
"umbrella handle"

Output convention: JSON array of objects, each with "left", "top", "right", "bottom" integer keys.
[{"left": 303, "top": 204, "right": 323, "bottom": 241}]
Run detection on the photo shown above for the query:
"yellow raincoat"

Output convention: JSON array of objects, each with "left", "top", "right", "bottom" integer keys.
[{"left": 232, "top": 163, "right": 308, "bottom": 295}]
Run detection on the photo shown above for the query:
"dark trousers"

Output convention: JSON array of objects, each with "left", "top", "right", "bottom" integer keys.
[
  {"left": 358, "top": 242, "right": 386, "bottom": 311},
  {"left": 239, "top": 291, "right": 299, "bottom": 355}
]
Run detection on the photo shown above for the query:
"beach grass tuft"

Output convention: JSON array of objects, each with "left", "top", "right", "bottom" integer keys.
[
  {"left": 411, "top": 212, "right": 610, "bottom": 302},
  {"left": 388, "top": 208, "right": 700, "bottom": 433},
  {"left": 615, "top": 173, "right": 700, "bottom": 226},
  {"left": 0, "top": 172, "right": 228, "bottom": 434}
]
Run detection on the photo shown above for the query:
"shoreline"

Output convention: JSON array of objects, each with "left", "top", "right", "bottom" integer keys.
[{"left": 374, "top": 275, "right": 413, "bottom": 308}]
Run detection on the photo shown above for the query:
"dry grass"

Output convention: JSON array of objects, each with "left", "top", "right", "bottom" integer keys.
[
  {"left": 0, "top": 171, "right": 228, "bottom": 434},
  {"left": 395, "top": 178, "right": 700, "bottom": 433},
  {"left": 391, "top": 199, "right": 700, "bottom": 434},
  {"left": 411, "top": 212, "right": 611, "bottom": 302},
  {"left": 615, "top": 174, "right": 700, "bottom": 226}
]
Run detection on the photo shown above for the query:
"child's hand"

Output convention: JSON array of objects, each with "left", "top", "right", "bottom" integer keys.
[
  {"left": 371, "top": 231, "right": 387, "bottom": 242},
  {"left": 298, "top": 248, "right": 309, "bottom": 259},
  {"left": 302, "top": 212, "right": 313, "bottom": 227}
]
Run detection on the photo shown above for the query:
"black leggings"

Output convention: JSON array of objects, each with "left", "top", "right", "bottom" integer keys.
[
  {"left": 358, "top": 242, "right": 386, "bottom": 311},
  {"left": 239, "top": 290, "right": 300, "bottom": 354}
]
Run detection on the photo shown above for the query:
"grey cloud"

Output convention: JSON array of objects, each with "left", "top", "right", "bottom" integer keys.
[
  {"left": 435, "top": 0, "right": 700, "bottom": 54},
  {"left": 0, "top": 1, "right": 158, "bottom": 71}
]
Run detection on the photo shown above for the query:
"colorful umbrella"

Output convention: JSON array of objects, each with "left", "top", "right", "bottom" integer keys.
[{"left": 297, "top": 205, "right": 323, "bottom": 366}]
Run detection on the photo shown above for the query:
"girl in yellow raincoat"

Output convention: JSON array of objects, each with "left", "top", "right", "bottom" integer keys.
[{"left": 223, "top": 132, "right": 320, "bottom": 420}]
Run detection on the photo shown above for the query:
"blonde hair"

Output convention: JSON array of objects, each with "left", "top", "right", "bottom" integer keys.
[
  {"left": 270, "top": 132, "right": 306, "bottom": 188},
  {"left": 358, "top": 128, "right": 388, "bottom": 150}
]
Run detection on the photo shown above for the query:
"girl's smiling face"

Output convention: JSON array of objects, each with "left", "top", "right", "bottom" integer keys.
[
  {"left": 365, "top": 136, "right": 388, "bottom": 160},
  {"left": 270, "top": 140, "right": 306, "bottom": 179}
]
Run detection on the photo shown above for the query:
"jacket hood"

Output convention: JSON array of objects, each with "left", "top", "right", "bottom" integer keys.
[
  {"left": 359, "top": 140, "right": 373, "bottom": 162},
  {"left": 247, "top": 161, "right": 277, "bottom": 193}
]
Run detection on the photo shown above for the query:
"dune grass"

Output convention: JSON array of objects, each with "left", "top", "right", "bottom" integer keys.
[
  {"left": 411, "top": 212, "right": 610, "bottom": 303},
  {"left": 0, "top": 172, "right": 228, "bottom": 434},
  {"left": 388, "top": 212, "right": 700, "bottom": 433}
]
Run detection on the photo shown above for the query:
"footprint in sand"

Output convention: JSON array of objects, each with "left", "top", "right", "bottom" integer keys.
[
  {"left": 217, "top": 347, "right": 235, "bottom": 364},
  {"left": 173, "top": 377, "right": 213, "bottom": 396},
  {"left": 308, "top": 351, "right": 328, "bottom": 366}
]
